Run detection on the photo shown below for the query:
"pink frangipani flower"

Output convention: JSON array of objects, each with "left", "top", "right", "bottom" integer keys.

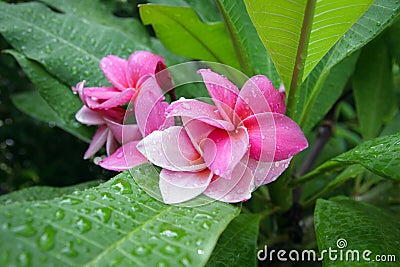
[
  {"left": 73, "top": 51, "right": 169, "bottom": 161},
  {"left": 138, "top": 69, "right": 308, "bottom": 204}
]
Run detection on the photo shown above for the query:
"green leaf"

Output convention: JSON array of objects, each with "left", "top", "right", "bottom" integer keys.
[
  {"left": 139, "top": 4, "right": 240, "bottom": 69},
  {"left": 315, "top": 197, "right": 400, "bottom": 266},
  {"left": 292, "top": 132, "right": 400, "bottom": 186},
  {"left": 353, "top": 37, "right": 397, "bottom": 140},
  {"left": 148, "top": 0, "right": 221, "bottom": 23},
  {"left": 0, "top": 180, "right": 101, "bottom": 205},
  {"left": 386, "top": 19, "right": 400, "bottom": 63},
  {"left": 244, "top": 0, "right": 373, "bottom": 106},
  {"left": 216, "top": 0, "right": 280, "bottom": 85},
  {"left": 0, "top": 166, "right": 239, "bottom": 266},
  {"left": 206, "top": 214, "right": 260, "bottom": 267},
  {"left": 297, "top": 51, "right": 359, "bottom": 132},
  {"left": 39, "top": 0, "right": 149, "bottom": 44},
  {"left": 296, "top": 0, "right": 400, "bottom": 128},
  {"left": 8, "top": 51, "right": 93, "bottom": 143},
  {"left": 0, "top": 1, "right": 148, "bottom": 87}
]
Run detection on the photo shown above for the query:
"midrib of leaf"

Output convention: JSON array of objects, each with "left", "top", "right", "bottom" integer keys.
[
  {"left": 215, "top": 0, "right": 252, "bottom": 76},
  {"left": 287, "top": 0, "right": 317, "bottom": 118},
  {"left": 84, "top": 205, "right": 173, "bottom": 266},
  {"left": 0, "top": 5, "right": 101, "bottom": 63}
]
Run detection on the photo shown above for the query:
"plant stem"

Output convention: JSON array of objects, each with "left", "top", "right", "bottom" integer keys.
[{"left": 286, "top": 0, "right": 317, "bottom": 118}]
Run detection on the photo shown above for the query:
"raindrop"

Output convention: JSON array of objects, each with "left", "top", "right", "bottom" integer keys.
[
  {"left": 75, "top": 217, "right": 92, "bottom": 233},
  {"left": 160, "top": 230, "right": 178, "bottom": 238},
  {"left": 59, "top": 197, "right": 82, "bottom": 205},
  {"left": 17, "top": 252, "right": 31, "bottom": 266},
  {"left": 161, "top": 245, "right": 180, "bottom": 255},
  {"left": 197, "top": 249, "right": 204, "bottom": 255},
  {"left": 93, "top": 208, "right": 111, "bottom": 223},
  {"left": 111, "top": 179, "right": 133, "bottom": 194},
  {"left": 55, "top": 209, "right": 64, "bottom": 220},
  {"left": 11, "top": 222, "right": 37, "bottom": 237},
  {"left": 100, "top": 192, "right": 114, "bottom": 201},
  {"left": 38, "top": 225, "right": 55, "bottom": 251},
  {"left": 61, "top": 241, "right": 78, "bottom": 257}
]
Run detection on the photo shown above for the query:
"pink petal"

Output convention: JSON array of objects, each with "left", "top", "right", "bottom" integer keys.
[
  {"left": 100, "top": 55, "right": 129, "bottom": 91},
  {"left": 203, "top": 162, "right": 254, "bottom": 203},
  {"left": 159, "top": 169, "right": 213, "bottom": 204},
  {"left": 75, "top": 106, "right": 105, "bottom": 125},
  {"left": 203, "top": 126, "right": 249, "bottom": 179},
  {"left": 167, "top": 99, "right": 234, "bottom": 131},
  {"left": 242, "top": 113, "right": 308, "bottom": 162},
  {"left": 182, "top": 117, "right": 216, "bottom": 155},
  {"left": 235, "top": 75, "right": 286, "bottom": 122},
  {"left": 90, "top": 89, "right": 135, "bottom": 110},
  {"left": 247, "top": 157, "right": 292, "bottom": 187},
  {"left": 198, "top": 69, "right": 239, "bottom": 122},
  {"left": 127, "top": 51, "right": 165, "bottom": 88},
  {"left": 104, "top": 118, "right": 142, "bottom": 144},
  {"left": 98, "top": 141, "right": 147, "bottom": 171},
  {"left": 137, "top": 126, "right": 206, "bottom": 172},
  {"left": 134, "top": 76, "right": 173, "bottom": 136},
  {"left": 82, "top": 86, "right": 121, "bottom": 100},
  {"left": 106, "top": 130, "right": 118, "bottom": 156},
  {"left": 84, "top": 125, "right": 108, "bottom": 159}
]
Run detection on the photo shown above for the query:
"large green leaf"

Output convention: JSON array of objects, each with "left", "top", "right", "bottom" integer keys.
[
  {"left": 353, "top": 37, "right": 397, "bottom": 140},
  {"left": 297, "top": 51, "right": 359, "bottom": 133},
  {"left": 8, "top": 51, "right": 93, "bottom": 143},
  {"left": 0, "top": 180, "right": 101, "bottom": 205},
  {"left": 292, "top": 132, "right": 400, "bottom": 186},
  {"left": 315, "top": 197, "right": 400, "bottom": 266},
  {"left": 243, "top": 0, "right": 373, "bottom": 96},
  {"left": 148, "top": 0, "right": 221, "bottom": 23},
  {"left": 206, "top": 214, "right": 260, "bottom": 267},
  {"left": 0, "top": 1, "right": 148, "bottom": 87},
  {"left": 11, "top": 91, "right": 92, "bottom": 143},
  {"left": 216, "top": 0, "right": 280, "bottom": 85},
  {"left": 39, "top": 0, "right": 149, "bottom": 44},
  {"left": 139, "top": 4, "right": 240, "bottom": 69},
  {"left": 0, "top": 166, "right": 239, "bottom": 266},
  {"left": 296, "top": 0, "right": 400, "bottom": 128}
]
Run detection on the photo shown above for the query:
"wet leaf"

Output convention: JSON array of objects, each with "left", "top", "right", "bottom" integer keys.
[
  {"left": 0, "top": 180, "right": 101, "bottom": 205},
  {"left": 206, "top": 214, "right": 260, "bottom": 267},
  {"left": 139, "top": 4, "right": 240, "bottom": 69},
  {"left": 8, "top": 51, "right": 93, "bottom": 142},
  {"left": 0, "top": 164, "right": 239, "bottom": 266},
  {"left": 315, "top": 197, "right": 400, "bottom": 266}
]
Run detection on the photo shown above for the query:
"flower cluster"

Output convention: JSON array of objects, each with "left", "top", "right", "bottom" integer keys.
[{"left": 74, "top": 51, "right": 308, "bottom": 204}]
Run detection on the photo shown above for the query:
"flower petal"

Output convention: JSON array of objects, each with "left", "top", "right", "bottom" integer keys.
[
  {"left": 105, "top": 118, "right": 142, "bottom": 144},
  {"left": 203, "top": 126, "right": 249, "bottom": 179},
  {"left": 182, "top": 117, "right": 216, "bottom": 155},
  {"left": 106, "top": 130, "right": 118, "bottom": 156},
  {"left": 134, "top": 76, "right": 173, "bottom": 136},
  {"left": 82, "top": 86, "right": 121, "bottom": 100},
  {"left": 198, "top": 69, "right": 239, "bottom": 122},
  {"left": 91, "top": 89, "right": 135, "bottom": 110},
  {"left": 247, "top": 157, "right": 292, "bottom": 187},
  {"left": 235, "top": 75, "right": 285, "bottom": 122},
  {"left": 203, "top": 162, "right": 254, "bottom": 203},
  {"left": 98, "top": 141, "right": 147, "bottom": 171},
  {"left": 100, "top": 55, "right": 129, "bottom": 91},
  {"left": 127, "top": 51, "right": 165, "bottom": 88},
  {"left": 242, "top": 113, "right": 308, "bottom": 161},
  {"left": 159, "top": 169, "right": 213, "bottom": 204},
  {"left": 84, "top": 125, "right": 108, "bottom": 159},
  {"left": 137, "top": 126, "right": 206, "bottom": 172},
  {"left": 167, "top": 99, "right": 234, "bottom": 131},
  {"left": 75, "top": 106, "right": 104, "bottom": 125}
]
